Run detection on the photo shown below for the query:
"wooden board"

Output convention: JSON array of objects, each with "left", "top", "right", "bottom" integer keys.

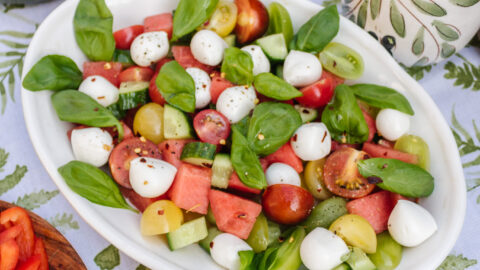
[{"left": 0, "top": 201, "right": 86, "bottom": 270}]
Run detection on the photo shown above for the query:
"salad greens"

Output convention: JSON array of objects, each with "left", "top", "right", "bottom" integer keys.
[
  {"left": 156, "top": 61, "right": 196, "bottom": 113},
  {"left": 253, "top": 72, "right": 303, "bottom": 100},
  {"left": 112, "top": 49, "right": 135, "bottom": 68},
  {"left": 221, "top": 47, "right": 254, "bottom": 85},
  {"left": 351, "top": 84, "right": 415, "bottom": 115},
  {"left": 171, "top": 0, "right": 219, "bottom": 41}
]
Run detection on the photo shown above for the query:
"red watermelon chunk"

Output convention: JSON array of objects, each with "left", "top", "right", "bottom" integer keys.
[
  {"left": 210, "top": 72, "right": 234, "bottom": 104},
  {"left": 144, "top": 13, "right": 173, "bottom": 39},
  {"left": 83, "top": 61, "right": 123, "bottom": 87},
  {"left": 361, "top": 109, "right": 376, "bottom": 142},
  {"left": 158, "top": 139, "right": 195, "bottom": 169},
  {"left": 171, "top": 46, "right": 216, "bottom": 73},
  {"left": 209, "top": 189, "right": 262, "bottom": 239},
  {"left": 227, "top": 159, "right": 267, "bottom": 194},
  {"left": 265, "top": 143, "right": 303, "bottom": 173},
  {"left": 362, "top": 142, "right": 418, "bottom": 164},
  {"left": 169, "top": 163, "right": 211, "bottom": 214}
]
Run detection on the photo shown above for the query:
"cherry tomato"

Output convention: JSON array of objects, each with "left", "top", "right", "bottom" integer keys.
[
  {"left": 140, "top": 200, "right": 184, "bottom": 236},
  {"left": 295, "top": 74, "right": 335, "bottom": 108},
  {"left": 193, "top": 109, "right": 231, "bottom": 145},
  {"left": 204, "top": 1, "right": 238, "bottom": 37},
  {"left": 133, "top": 103, "right": 165, "bottom": 144},
  {"left": 113, "top": 25, "right": 144, "bottom": 50},
  {"left": 158, "top": 139, "right": 195, "bottom": 169},
  {"left": 119, "top": 66, "right": 154, "bottom": 83},
  {"left": 0, "top": 207, "right": 34, "bottom": 261},
  {"left": 304, "top": 159, "right": 332, "bottom": 200},
  {"left": 149, "top": 58, "right": 172, "bottom": 106},
  {"left": 329, "top": 214, "right": 377, "bottom": 254},
  {"left": 234, "top": 0, "right": 269, "bottom": 44},
  {"left": 319, "top": 42, "right": 364, "bottom": 80},
  {"left": 33, "top": 238, "right": 48, "bottom": 270},
  {"left": 323, "top": 147, "right": 375, "bottom": 199},
  {"left": 119, "top": 186, "right": 167, "bottom": 213},
  {"left": 83, "top": 62, "right": 123, "bottom": 87},
  {"left": 262, "top": 184, "right": 314, "bottom": 225},
  {"left": 0, "top": 239, "right": 19, "bottom": 269}
]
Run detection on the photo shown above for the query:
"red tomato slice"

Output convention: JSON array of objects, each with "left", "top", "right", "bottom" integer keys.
[
  {"left": 32, "top": 238, "right": 48, "bottom": 270},
  {"left": 109, "top": 137, "right": 162, "bottom": 188},
  {"left": 0, "top": 239, "right": 19, "bottom": 270},
  {"left": 210, "top": 72, "right": 234, "bottom": 104},
  {"left": 322, "top": 70, "right": 345, "bottom": 87},
  {"left": 0, "top": 207, "right": 34, "bottom": 262},
  {"left": 83, "top": 62, "right": 123, "bottom": 87},
  {"left": 16, "top": 255, "right": 41, "bottom": 270},
  {"left": 0, "top": 225, "right": 22, "bottom": 245},
  {"left": 171, "top": 46, "right": 216, "bottom": 73},
  {"left": 264, "top": 143, "right": 303, "bottom": 173},
  {"left": 118, "top": 66, "right": 154, "bottom": 83},
  {"left": 234, "top": 0, "right": 269, "bottom": 44},
  {"left": 193, "top": 110, "right": 230, "bottom": 145},
  {"left": 148, "top": 58, "right": 172, "bottom": 106},
  {"left": 362, "top": 142, "right": 418, "bottom": 164},
  {"left": 119, "top": 186, "right": 167, "bottom": 212},
  {"left": 158, "top": 139, "right": 195, "bottom": 169},
  {"left": 361, "top": 109, "right": 376, "bottom": 142},
  {"left": 113, "top": 25, "right": 144, "bottom": 50},
  {"left": 295, "top": 74, "right": 335, "bottom": 108},
  {"left": 324, "top": 147, "right": 375, "bottom": 199},
  {"left": 144, "top": 13, "right": 173, "bottom": 39}
]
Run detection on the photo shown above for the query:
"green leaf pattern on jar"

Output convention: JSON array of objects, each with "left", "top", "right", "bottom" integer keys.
[{"left": 411, "top": 0, "right": 447, "bottom": 17}]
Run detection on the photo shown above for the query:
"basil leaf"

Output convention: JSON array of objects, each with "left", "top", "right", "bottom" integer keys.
[
  {"left": 22, "top": 55, "right": 82, "bottom": 91},
  {"left": 292, "top": 5, "right": 339, "bottom": 53},
  {"left": 221, "top": 47, "right": 254, "bottom": 85},
  {"left": 253, "top": 73, "right": 303, "bottom": 100},
  {"left": 258, "top": 227, "right": 305, "bottom": 270},
  {"left": 266, "top": 2, "right": 294, "bottom": 45},
  {"left": 58, "top": 161, "right": 137, "bottom": 212},
  {"left": 51, "top": 90, "right": 124, "bottom": 140},
  {"left": 156, "top": 61, "right": 196, "bottom": 113},
  {"left": 172, "top": 0, "right": 219, "bottom": 41},
  {"left": 112, "top": 49, "right": 134, "bottom": 68},
  {"left": 231, "top": 126, "right": 267, "bottom": 189},
  {"left": 247, "top": 102, "right": 302, "bottom": 156},
  {"left": 239, "top": 250, "right": 262, "bottom": 270},
  {"left": 357, "top": 158, "right": 434, "bottom": 197},
  {"left": 350, "top": 84, "right": 414, "bottom": 115},
  {"left": 236, "top": 115, "right": 251, "bottom": 137},
  {"left": 321, "top": 84, "right": 369, "bottom": 144},
  {"left": 74, "top": 0, "right": 115, "bottom": 61}
]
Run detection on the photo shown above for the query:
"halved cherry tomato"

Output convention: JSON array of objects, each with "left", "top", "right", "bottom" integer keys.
[
  {"left": 362, "top": 142, "right": 418, "bottom": 164},
  {"left": 0, "top": 239, "right": 19, "bottom": 270},
  {"left": 234, "top": 0, "right": 269, "bottom": 44},
  {"left": 262, "top": 184, "right": 314, "bottom": 225},
  {"left": 319, "top": 42, "right": 364, "bottom": 80},
  {"left": 83, "top": 62, "right": 123, "bottom": 87},
  {"left": 158, "top": 139, "right": 195, "bottom": 169},
  {"left": 0, "top": 225, "right": 22, "bottom": 244},
  {"left": 210, "top": 72, "right": 234, "bottom": 104},
  {"left": 119, "top": 66, "right": 154, "bottom": 83},
  {"left": 361, "top": 109, "right": 376, "bottom": 142},
  {"left": 193, "top": 109, "right": 230, "bottom": 145},
  {"left": 109, "top": 137, "right": 162, "bottom": 188},
  {"left": 113, "top": 25, "right": 144, "bottom": 50},
  {"left": 171, "top": 46, "right": 216, "bottom": 73},
  {"left": 16, "top": 255, "right": 41, "bottom": 270},
  {"left": 120, "top": 186, "right": 167, "bottom": 212},
  {"left": 33, "top": 238, "right": 48, "bottom": 270},
  {"left": 149, "top": 58, "right": 173, "bottom": 106},
  {"left": 204, "top": 1, "right": 238, "bottom": 37},
  {"left": 0, "top": 207, "right": 34, "bottom": 262},
  {"left": 323, "top": 147, "right": 375, "bottom": 199},
  {"left": 295, "top": 73, "right": 335, "bottom": 108},
  {"left": 144, "top": 13, "right": 173, "bottom": 39}
]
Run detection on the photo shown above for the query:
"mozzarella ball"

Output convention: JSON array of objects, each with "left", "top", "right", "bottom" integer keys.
[
  {"left": 190, "top": 30, "right": 228, "bottom": 66},
  {"left": 216, "top": 86, "right": 257, "bottom": 124},
  {"left": 241, "top": 45, "right": 270, "bottom": 75},
  {"left": 210, "top": 233, "right": 252, "bottom": 270},
  {"left": 185, "top": 67, "right": 212, "bottom": 109},
  {"left": 283, "top": 50, "right": 322, "bottom": 87},
  {"left": 265, "top": 163, "right": 301, "bottom": 187},
  {"left": 291, "top": 123, "right": 331, "bottom": 161},
  {"left": 300, "top": 227, "right": 350, "bottom": 270},
  {"left": 130, "top": 31, "right": 169, "bottom": 67},
  {"left": 388, "top": 200, "right": 437, "bottom": 247},
  {"left": 376, "top": 109, "right": 410, "bottom": 141},
  {"left": 129, "top": 157, "right": 177, "bottom": 198},
  {"left": 78, "top": 76, "right": 119, "bottom": 107},
  {"left": 71, "top": 127, "right": 113, "bottom": 167}
]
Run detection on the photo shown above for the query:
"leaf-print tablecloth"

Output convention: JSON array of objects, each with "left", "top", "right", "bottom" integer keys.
[{"left": 0, "top": 1, "right": 478, "bottom": 269}]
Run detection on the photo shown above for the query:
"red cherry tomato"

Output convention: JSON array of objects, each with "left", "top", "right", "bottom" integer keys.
[
  {"left": 262, "top": 184, "right": 314, "bottom": 225},
  {"left": 0, "top": 207, "right": 35, "bottom": 262},
  {"left": 33, "top": 238, "right": 48, "bottom": 270},
  {"left": 113, "top": 25, "right": 144, "bottom": 50},
  {"left": 193, "top": 110, "right": 231, "bottom": 145},
  {"left": 295, "top": 75, "right": 335, "bottom": 108},
  {"left": 83, "top": 62, "right": 123, "bottom": 87},
  {"left": 119, "top": 66, "right": 154, "bottom": 83},
  {"left": 0, "top": 239, "right": 19, "bottom": 269},
  {"left": 119, "top": 186, "right": 167, "bottom": 212},
  {"left": 324, "top": 147, "right": 375, "bottom": 199},
  {"left": 148, "top": 58, "right": 172, "bottom": 106},
  {"left": 144, "top": 13, "right": 173, "bottom": 39},
  {"left": 234, "top": 0, "right": 269, "bottom": 44},
  {"left": 362, "top": 109, "right": 376, "bottom": 142}
]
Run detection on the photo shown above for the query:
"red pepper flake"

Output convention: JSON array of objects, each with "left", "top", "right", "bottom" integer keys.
[
  {"left": 210, "top": 241, "right": 214, "bottom": 248},
  {"left": 93, "top": 107, "right": 99, "bottom": 112},
  {"left": 165, "top": 143, "right": 170, "bottom": 150},
  {"left": 321, "top": 131, "right": 327, "bottom": 143},
  {"left": 147, "top": 164, "right": 153, "bottom": 168},
  {"left": 104, "top": 62, "right": 112, "bottom": 70},
  {"left": 97, "top": 96, "right": 105, "bottom": 100},
  {"left": 91, "top": 78, "right": 96, "bottom": 82},
  {"left": 292, "top": 134, "right": 298, "bottom": 142},
  {"left": 157, "top": 209, "right": 164, "bottom": 215}
]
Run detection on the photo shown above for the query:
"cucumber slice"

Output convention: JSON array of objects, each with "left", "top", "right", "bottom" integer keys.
[
  {"left": 256, "top": 33, "right": 288, "bottom": 61},
  {"left": 118, "top": 81, "right": 149, "bottom": 110},
  {"left": 199, "top": 226, "right": 222, "bottom": 253},
  {"left": 223, "top": 34, "right": 236, "bottom": 47},
  {"left": 167, "top": 217, "right": 208, "bottom": 251},
  {"left": 294, "top": 104, "right": 318, "bottom": 123},
  {"left": 164, "top": 104, "right": 194, "bottom": 139},
  {"left": 346, "top": 247, "right": 376, "bottom": 270},
  {"left": 107, "top": 102, "right": 126, "bottom": 119},
  {"left": 180, "top": 142, "right": 216, "bottom": 167},
  {"left": 211, "top": 154, "right": 234, "bottom": 189}
]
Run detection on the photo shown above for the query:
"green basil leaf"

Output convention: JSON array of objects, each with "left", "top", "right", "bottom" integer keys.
[
  {"left": 357, "top": 158, "right": 434, "bottom": 197},
  {"left": 58, "top": 160, "right": 137, "bottom": 212},
  {"left": 236, "top": 115, "right": 251, "bottom": 137},
  {"left": 51, "top": 90, "right": 124, "bottom": 140},
  {"left": 112, "top": 49, "right": 135, "bottom": 68},
  {"left": 22, "top": 55, "right": 82, "bottom": 91},
  {"left": 231, "top": 126, "right": 267, "bottom": 189},
  {"left": 221, "top": 47, "right": 254, "bottom": 85},
  {"left": 253, "top": 73, "right": 303, "bottom": 100},
  {"left": 239, "top": 250, "right": 262, "bottom": 270},
  {"left": 156, "top": 61, "right": 196, "bottom": 113},
  {"left": 172, "top": 0, "right": 219, "bottom": 41},
  {"left": 247, "top": 102, "right": 302, "bottom": 156},
  {"left": 350, "top": 84, "right": 414, "bottom": 115},
  {"left": 259, "top": 227, "right": 305, "bottom": 270},
  {"left": 266, "top": 2, "right": 294, "bottom": 45},
  {"left": 74, "top": 0, "right": 115, "bottom": 61},
  {"left": 321, "top": 84, "right": 369, "bottom": 144},
  {"left": 293, "top": 5, "right": 339, "bottom": 53}
]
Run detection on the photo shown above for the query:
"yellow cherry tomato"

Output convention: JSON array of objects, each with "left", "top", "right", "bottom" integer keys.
[
  {"left": 141, "top": 200, "right": 184, "bottom": 236},
  {"left": 205, "top": 1, "right": 238, "bottom": 37},
  {"left": 304, "top": 159, "right": 333, "bottom": 200},
  {"left": 133, "top": 103, "right": 164, "bottom": 144},
  {"left": 329, "top": 214, "right": 377, "bottom": 254}
]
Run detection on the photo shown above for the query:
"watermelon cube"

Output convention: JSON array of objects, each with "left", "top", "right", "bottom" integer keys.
[
  {"left": 227, "top": 159, "right": 267, "bottom": 195},
  {"left": 209, "top": 189, "right": 262, "bottom": 239},
  {"left": 265, "top": 143, "right": 303, "bottom": 173}
]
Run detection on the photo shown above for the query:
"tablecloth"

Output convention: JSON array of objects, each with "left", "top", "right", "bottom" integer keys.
[{"left": 0, "top": 0, "right": 478, "bottom": 269}]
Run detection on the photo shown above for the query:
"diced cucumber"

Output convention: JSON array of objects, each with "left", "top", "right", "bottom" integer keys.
[
  {"left": 107, "top": 102, "right": 126, "bottom": 119},
  {"left": 199, "top": 226, "right": 222, "bottom": 253},
  {"left": 163, "top": 104, "right": 194, "bottom": 139},
  {"left": 256, "top": 33, "right": 288, "bottom": 61},
  {"left": 118, "top": 81, "right": 149, "bottom": 110},
  {"left": 294, "top": 105, "right": 318, "bottom": 123},
  {"left": 211, "top": 154, "right": 234, "bottom": 189},
  {"left": 206, "top": 206, "right": 216, "bottom": 225},
  {"left": 345, "top": 247, "right": 376, "bottom": 270},
  {"left": 223, "top": 34, "right": 236, "bottom": 47},
  {"left": 167, "top": 217, "right": 208, "bottom": 251},
  {"left": 180, "top": 142, "right": 216, "bottom": 167}
]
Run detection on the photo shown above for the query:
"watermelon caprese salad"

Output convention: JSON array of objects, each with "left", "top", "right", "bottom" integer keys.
[{"left": 23, "top": 0, "right": 438, "bottom": 269}]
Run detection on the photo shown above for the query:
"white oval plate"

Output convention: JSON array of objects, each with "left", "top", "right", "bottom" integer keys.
[{"left": 21, "top": 0, "right": 466, "bottom": 269}]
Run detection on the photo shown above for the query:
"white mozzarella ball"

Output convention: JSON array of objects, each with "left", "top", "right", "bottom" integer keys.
[
  {"left": 388, "top": 200, "right": 437, "bottom": 247},
  {"left": 376, "top": 109, "right": 410, "bottom": 141},
  {"left": 283, "top": 50, "right": 322, "bottom": 87},
  {"left": 130, "top": 31, "right": 169, "bottom": 67},
  {"left": 185, "top": 67, "right": 212, "bottom": 109},
  {"left": 291, "top": 122, "right": 331, "bottom": 161},
  {"left": 216, "top": 86, "right": 257, "bottom": 124},
  {"left": 300, "top": 227, "right": 350, "bottom": 270},
  {"left": 78, "top": 76, "right": 119, "bottom": 107},
  {"left": 190, "top": 30, "right": 228, "bottom": 66},
  {"left": 71, "top": 127, "right": 113, "bottom": 167},
  {"left": 265, "top": 163, "right": 301, "bottom": 187},
  {"left": 210, "top": 233, "right": 252, "bottom": 270},
  {"left": 241, "top": 45, "right": 270, "bottom": 75},
  {"left": 129, "top": 157, "right": 177, "bottom": 198}
]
